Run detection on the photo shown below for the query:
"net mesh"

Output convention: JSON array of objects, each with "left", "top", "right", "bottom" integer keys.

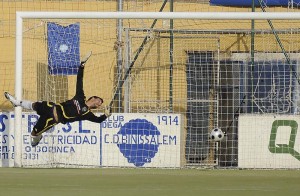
[{"left": 1, "top": 0, "right": 300, "bottom": 169}]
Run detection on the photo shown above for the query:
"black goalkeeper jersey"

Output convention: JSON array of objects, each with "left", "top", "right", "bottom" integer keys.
[{"left": 55, "top": 66, "right": 107, "bottom": 124}]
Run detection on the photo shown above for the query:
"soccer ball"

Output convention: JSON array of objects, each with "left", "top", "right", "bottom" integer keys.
[{"left": 210, "top": 128, "right": 224, "bottom": 142}]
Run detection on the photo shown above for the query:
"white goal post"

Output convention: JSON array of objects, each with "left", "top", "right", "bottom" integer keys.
[{"left": 14, "top": 11, "right": 300, "bottom": 168}]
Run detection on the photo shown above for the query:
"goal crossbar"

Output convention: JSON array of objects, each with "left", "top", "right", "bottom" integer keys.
[{"left": 17, "top": 11, "right": 300, "bottom": 20}]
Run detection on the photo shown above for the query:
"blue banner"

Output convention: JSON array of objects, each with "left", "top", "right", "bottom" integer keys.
[
  {"left": 47, "top": 22, "right": 80, "bottom": 75},
  {"left": 210, "top": 0, "right": 300, "bottom": 7}
]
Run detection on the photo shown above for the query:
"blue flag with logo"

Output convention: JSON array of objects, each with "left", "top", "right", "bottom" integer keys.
[{"left": 47, "top": 22, "right": 80, "bottom": 75}]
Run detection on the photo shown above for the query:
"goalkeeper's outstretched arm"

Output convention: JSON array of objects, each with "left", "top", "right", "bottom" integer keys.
[
  {"left": 80, "top": 106, "right": 111, "bottom": 123},
  {"left": 75, "top": 51, "right": 92, "bottom": 99},
  {"left": 75, "top": 65, "right": 85, "bottom": 98}
]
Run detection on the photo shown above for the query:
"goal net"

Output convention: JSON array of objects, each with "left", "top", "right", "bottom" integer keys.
[{"left": 14, "top": 12, "right": 300, "bottom": 169}]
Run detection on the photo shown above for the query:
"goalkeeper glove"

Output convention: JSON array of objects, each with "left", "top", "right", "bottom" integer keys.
[{"left": 104, "top": 106, "right": 112, "bottom": 117}]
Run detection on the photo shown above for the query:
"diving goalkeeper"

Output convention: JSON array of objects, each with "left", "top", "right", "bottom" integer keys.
[{"left": 4, "top": 56, "right": 111, "bottom": 147}]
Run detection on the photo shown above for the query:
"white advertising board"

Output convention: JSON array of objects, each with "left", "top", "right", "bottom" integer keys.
[
  {"left": 238, "top": 114, "right": 300, "bottom": 168},
  {"left": 101, "top": 113, "right": 182, "bottom": 167},
  {"left": 0, "top": 112, "right": 182, "bottom": 168}
]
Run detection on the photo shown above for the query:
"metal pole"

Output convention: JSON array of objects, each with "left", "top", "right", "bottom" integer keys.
[
  {"left": 116, "top": 0, "right": 123, "bottom": 112},
  {"left": 169, "top": 0, "right": 174, "bottom": 112},
  {"left": 250, "top": 0, "right": 255, "bottom": 113},
  {"left": 14, "top": 12, "right": 23, "bottom": 167},
  {"left": 124, "top": 28, "right": 130, "bottom": 112}
]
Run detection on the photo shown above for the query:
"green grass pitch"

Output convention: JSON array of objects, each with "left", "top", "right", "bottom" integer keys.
[{"left": 0, "top": 168, "right": 299, "bottom": 196}]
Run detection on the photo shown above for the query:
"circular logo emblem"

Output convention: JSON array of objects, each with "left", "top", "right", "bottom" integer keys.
[{"left": 59, "top": 44, "right": 68, "bottom": 53}]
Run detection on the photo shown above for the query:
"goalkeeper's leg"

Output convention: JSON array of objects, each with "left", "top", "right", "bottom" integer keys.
[
  {"left": 31, "top": 134, "right": 43, "bottom": 147},
  {"left": 30, "top": 101, "right": 58, "bottom": 147},
  {"left": 4, "top": 92, "right": 34, "bottom": 110}
]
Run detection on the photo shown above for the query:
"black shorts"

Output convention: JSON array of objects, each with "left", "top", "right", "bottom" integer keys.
[{"left": 33, "top": 101, "right": 58, "bottom": 135}]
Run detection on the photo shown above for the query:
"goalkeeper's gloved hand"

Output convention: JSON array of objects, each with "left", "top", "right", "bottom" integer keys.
[{"left": 104, "top": 106, "right": 112, "bottom": 117}]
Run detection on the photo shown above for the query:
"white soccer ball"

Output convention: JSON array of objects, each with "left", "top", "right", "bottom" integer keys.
[{"left": 210, "top": 128, "right": 224, "bottom": 142}]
